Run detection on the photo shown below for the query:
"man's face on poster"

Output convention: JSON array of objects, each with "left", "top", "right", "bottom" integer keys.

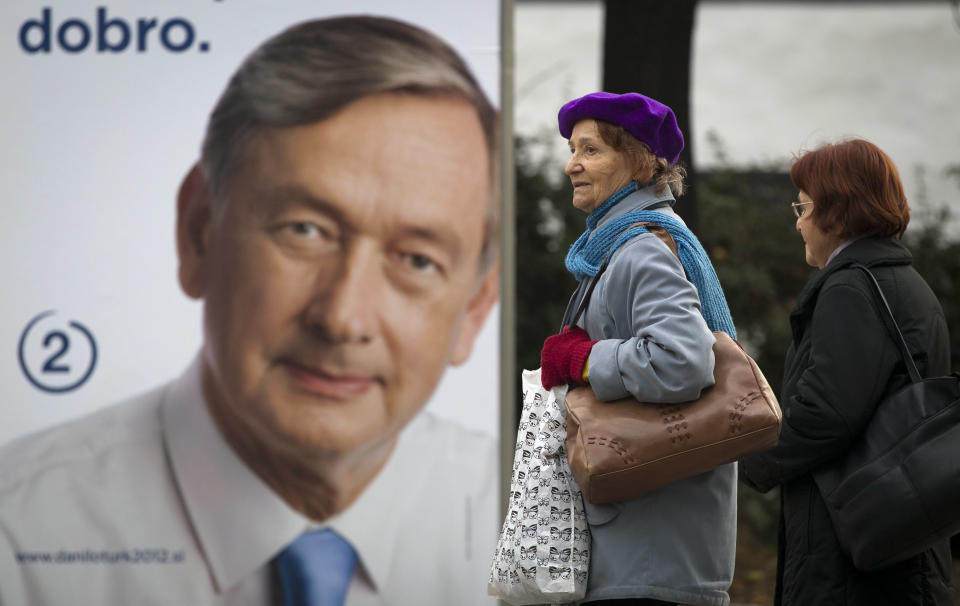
[{"left": 179, "top": 92, "right": 496, "bottom": 458}]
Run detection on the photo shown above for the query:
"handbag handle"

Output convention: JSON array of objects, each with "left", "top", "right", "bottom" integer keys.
[
  {"left": 570, "top": 223, "right": 678, "bottom": 328},
  {"left": 570, "top": 256, "right": 608, "bottom": 328},
  {"left": 850, "top": 263, "right": 923, "bottom": 384}
]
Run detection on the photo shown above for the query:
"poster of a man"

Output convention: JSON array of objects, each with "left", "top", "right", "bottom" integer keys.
[{"left": 1, "top": 7, "right": 502, "bottom": 606}]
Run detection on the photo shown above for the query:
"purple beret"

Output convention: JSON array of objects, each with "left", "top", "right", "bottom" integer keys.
[{"left": 558, "top": 92, "right": 684, "bottom": 164}]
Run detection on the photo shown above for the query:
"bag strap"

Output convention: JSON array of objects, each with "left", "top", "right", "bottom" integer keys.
[
  {"left": 849, "top": 263, "right": 922, "bottom": 383},
  {"left": 570, "top": 222, "right": 678, "bottom": 327}
]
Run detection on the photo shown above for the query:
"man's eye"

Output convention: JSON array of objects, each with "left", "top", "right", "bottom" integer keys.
[
  {"left": 404, "top": 253, "right": 438, "bottom": 272},
  {"left": 393, "top": 250, "right": 444, "bottom": 278},
  {"left": 287, "top": 222, "right": 322, "bottom": 237},
  {"left": 273, "top": 221, "right": 339, "bottom": 253}
]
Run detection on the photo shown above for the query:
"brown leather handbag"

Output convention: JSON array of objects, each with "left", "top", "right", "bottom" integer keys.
[{"left": 564, "top": 224, "right": 782, "bottom": 504}]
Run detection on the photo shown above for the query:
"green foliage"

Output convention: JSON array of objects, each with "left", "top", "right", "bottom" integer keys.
[
  {"left": 514, "top": 134, "right": 581, "bottom": 373},
  {"left": 904, "top": 203, "right": 960, "bottom": 371}
]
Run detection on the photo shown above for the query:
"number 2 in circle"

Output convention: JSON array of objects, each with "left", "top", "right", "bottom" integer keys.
[
  {"left": 42, "top": 330, "right": 71, "bottom": 373},
  {"left": 18, "top": 310, "right": 98, "bottom": 393}
]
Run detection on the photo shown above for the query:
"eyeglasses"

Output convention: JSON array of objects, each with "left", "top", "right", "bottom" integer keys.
[{"left": 791, "top": 200, "right": 813, "bottom": 218}]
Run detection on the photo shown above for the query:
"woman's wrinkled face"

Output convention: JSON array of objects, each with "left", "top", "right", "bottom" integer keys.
[
  {"left": 795, "top": 190, "right": 844, "bottom": 269},
  {"left": 564, "top": 120, "right": 634, "bottom": 213}
]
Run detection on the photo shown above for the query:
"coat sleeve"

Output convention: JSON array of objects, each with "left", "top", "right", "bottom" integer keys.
[
  {"left": 585, "top": 234, "right": 717, "bottom": 403},
  {"left": 739, "top": 281, "right": 900, "bottom": 493}
]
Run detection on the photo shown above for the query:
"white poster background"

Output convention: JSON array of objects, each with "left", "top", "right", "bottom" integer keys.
[{"left": 0, "top": 0, "right": 500, "bottom": 447}]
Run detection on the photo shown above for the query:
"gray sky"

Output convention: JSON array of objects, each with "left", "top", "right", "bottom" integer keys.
[{"left": 517, "top": 2, "right": 960, "bottom": 217}]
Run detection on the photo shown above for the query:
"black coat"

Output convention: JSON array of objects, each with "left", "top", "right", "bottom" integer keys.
[{"left": 740, "top": 237, "right": 955, "bottom": 606}]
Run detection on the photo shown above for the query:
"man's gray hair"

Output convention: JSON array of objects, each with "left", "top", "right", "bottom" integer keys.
[{"left": 200, "top": 15, "right": 499, "bottom": 268}]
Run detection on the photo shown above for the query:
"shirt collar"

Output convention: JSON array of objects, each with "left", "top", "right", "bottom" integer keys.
[
  {"left": 161, "top": 354, "right": 307, "bottom": 593},
  {"left": 323, "top": 415, "right": 434, "bottom": 594},
  {"left": 161, "top": 353, "right": 430, "bottom": 596}
]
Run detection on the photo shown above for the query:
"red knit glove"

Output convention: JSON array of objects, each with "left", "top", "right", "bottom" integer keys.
[{"left": 539, "top": 326, "right": 597, "bottom": 390}]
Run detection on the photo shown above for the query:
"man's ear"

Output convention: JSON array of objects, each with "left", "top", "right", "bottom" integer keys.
[
  {"left": 176, "top": 163, "right": 213, "bottom": 300},
  {"left": 449, "top": 261, "right": 500, "bottom": 366}
]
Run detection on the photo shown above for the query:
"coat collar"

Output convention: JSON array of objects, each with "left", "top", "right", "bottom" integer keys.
[
  {"left": 790, "top": 237, "right": 912, "bottom": 341},
  {"left": 593, "top": 183, "right": 675, "bottom": 233}
]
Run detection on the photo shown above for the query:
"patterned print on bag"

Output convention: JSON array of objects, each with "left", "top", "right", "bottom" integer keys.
[
  {"left": 661, "top": 405, "right": 693, "bottom": 445},
  {"left": 550, "top": 506, "right": 571, "bottom": 521},
  {"left": 489, "top": 371, "right": 588, "bottom": 603},
  {"left": 550, "top": 547, "right": 572, "bottom": 562},
  {"left": 729, "top": 392, "right": 762, "bottom": 433}
]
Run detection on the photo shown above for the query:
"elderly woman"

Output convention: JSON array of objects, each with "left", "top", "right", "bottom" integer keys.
[
  {"left": 539, "top": 92, "right": 737, "bottom": 606},
  {"left": 740, "top": 139, "right": 955, "bottom": 605}
]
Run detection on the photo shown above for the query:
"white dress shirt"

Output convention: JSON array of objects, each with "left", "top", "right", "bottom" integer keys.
[{"left": 0, "top": 355, "right": 499, "bottom": 605}]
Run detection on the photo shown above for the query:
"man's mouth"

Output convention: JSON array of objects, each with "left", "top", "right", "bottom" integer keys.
[{"left": 282, "top": 360, "right": 377, "bottom": 399}]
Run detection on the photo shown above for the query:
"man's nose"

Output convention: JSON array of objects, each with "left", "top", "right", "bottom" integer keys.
[
  {"left": 565, "top": 154, "right": 580, "bottom": 176},
  {"left": 305, "top": 243, "right": 380, "bottom": 344}
]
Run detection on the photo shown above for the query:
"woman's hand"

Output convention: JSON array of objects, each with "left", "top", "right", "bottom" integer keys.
[{"left": 539, "top": 326, "right": 597, "bottom": 389}]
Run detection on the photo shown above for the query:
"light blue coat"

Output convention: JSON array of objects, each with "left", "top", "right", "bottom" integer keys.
[{"left": 562, "top": 186, "right": 736, "bottom": 606}]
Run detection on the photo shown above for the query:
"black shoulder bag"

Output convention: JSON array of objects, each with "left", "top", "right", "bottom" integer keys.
[{"left": 812, "top": 263, "right": 960, "bottom": 571}]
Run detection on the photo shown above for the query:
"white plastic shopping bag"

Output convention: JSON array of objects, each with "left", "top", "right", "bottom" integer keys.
[{"left": 488, "top": 368, "right": 590, "bottom": 605}]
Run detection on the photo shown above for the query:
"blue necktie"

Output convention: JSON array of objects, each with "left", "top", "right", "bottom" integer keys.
[{"left": 276, "top": 529, "right": 358, "bottom": 606}]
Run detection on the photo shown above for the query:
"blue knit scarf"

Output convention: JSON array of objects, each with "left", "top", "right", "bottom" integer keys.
[{"left": 565, "top": 182, "right": 737, "bottom": 339}]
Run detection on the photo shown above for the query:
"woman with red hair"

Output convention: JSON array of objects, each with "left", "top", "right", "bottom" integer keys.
[{"left": 740, "top": 139, "right": 954, "bottom": 605}]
